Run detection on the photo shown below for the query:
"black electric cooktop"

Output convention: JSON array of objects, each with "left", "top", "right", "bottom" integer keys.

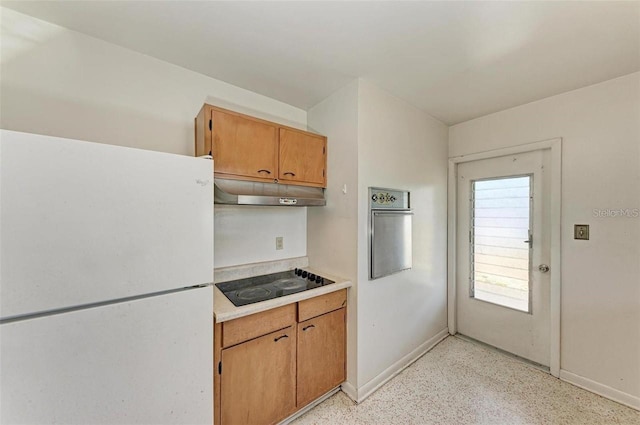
[{"left": 216, "top": 269, "right": 335, "bottom": 307}]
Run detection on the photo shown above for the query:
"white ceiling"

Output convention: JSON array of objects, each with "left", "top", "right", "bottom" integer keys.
[{"left": 2, "top": 1, "right": 639, "bottom": 125}]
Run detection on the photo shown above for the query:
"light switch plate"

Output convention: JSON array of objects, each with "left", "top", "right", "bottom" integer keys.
[
  {"left": 574, "top": 224, "right": 589, "bottom": 240},
  {"left": 276, "top": 236, "right": 284, "bottom": 250}
]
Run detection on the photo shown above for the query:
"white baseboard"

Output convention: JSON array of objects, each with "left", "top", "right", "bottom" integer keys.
[
  {"left": 340, "top": 381, "right": 358, "bottom": 403},
  {"left": 560, "top": 369, "right": 640, "bottom": 411},
  {"left": 354, "top": 328, "right": 450, "bottom": 403}
]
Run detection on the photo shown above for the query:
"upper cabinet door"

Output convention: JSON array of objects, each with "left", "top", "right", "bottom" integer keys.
[
  {"left": 212, "top": 109, "right": 278, "bottom": 181},
  {"left": 278, "top": 128, "right": 326, "bottom": 187}
]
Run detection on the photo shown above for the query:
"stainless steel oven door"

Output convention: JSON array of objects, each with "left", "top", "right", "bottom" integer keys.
[{"left": 370, "top": 209, "right": 413, "bottom": 280}]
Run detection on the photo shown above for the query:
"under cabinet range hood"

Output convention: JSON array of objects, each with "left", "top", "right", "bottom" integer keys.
[{"left": 214, "top": 178, "right": 326, "bottom": 206}]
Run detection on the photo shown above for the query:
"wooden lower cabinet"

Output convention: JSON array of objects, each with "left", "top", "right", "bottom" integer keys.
[
  {"left": 215, "top": 290, "right": 347, "bottom": 425},
  {"left": 296, "top": 308, "right": 346, "bottom": 408},
  {"left": 220, "top": 326, "right": 296, "bottom": 425}
]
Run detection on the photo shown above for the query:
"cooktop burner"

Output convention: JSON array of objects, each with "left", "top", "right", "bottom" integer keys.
[
  {"left": 273, "top": 278, "right": 307, "bottom": 291},
  {"left": 236, "top": 287, "right": 272, "bottom": 301},
  {"left": 216, "top": 269, "right": 335, "bottom": 307}
]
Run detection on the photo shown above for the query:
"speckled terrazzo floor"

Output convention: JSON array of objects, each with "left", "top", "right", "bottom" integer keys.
[{"left": 291, "top": 336, "right": 640, "bottom": 425}]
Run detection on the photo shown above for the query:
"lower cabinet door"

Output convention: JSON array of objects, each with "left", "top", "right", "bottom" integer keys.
[
  {"left": 221, "top": 326, "right": 296, "bottom": 425},
  {"left": 296, "top": 308, "right": 346, "bottom": 408}
]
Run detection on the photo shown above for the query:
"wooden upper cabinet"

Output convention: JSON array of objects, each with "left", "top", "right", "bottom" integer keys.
[
  {"left": 279, "top": 128, "right": 326, "bottom": 187},
  {"left": 195, "top": 104, "right": 327, "bottom": 188},
  {"left": 211, "top": 109, "right": 278, "bottom": 182}
]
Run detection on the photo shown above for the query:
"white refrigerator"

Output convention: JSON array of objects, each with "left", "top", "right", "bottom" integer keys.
[{"left": 0, "top": 130, "right": 214, "bottom": 424}]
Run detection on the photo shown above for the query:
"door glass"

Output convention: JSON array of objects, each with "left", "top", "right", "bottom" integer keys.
[{"left": 471, "top": 175, "right": 531, "bottom": 312}]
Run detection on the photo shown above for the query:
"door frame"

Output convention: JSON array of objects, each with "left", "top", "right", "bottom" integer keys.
[{"left": 447, "top": 138, "right": 562, "bottom": 377}]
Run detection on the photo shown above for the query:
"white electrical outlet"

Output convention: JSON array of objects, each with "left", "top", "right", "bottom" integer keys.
[{"left": 276, "top": 236, "right": 284, "bottom": 250}]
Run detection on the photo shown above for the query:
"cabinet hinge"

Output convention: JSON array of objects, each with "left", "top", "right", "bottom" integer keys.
[
  {"left": 209, "top": 119, "right": 212, "bottom": 131},
  {"left": 218, "top": 361, "right": 222, "bottom": 374}
]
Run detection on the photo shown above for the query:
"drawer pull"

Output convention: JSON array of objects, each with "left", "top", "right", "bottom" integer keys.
[
  {"left": 257, "top": 169, "right": 272, "bottom": 174},
  {"left": 274, "top": 334, "right": 289, "bottom": 342},
  {"left": 283, "top": 171, "right": 296, "bottom": 177},
  {"left": 341, "top": 299, "right": 347, "bottom": 307},
  {"left": 302, "top": 324, "right": 315, "bottom": 331}
]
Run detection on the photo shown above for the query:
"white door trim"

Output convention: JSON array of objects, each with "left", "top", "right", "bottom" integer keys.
[{"left": 447, "top": 138, "right": 562, "bottom": 377}]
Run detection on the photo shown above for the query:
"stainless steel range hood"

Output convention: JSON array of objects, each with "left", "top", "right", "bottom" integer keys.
[{"left": 214, "top": 178, "right": 325, "bottom": 206}]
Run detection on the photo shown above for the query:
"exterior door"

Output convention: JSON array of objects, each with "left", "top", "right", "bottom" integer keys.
[{"left": 456, "top": 150, "right": 551, "bottom": 366}]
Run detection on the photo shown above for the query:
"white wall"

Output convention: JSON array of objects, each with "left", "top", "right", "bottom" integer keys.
[
  {"left": 0, "top": 8, "right": 308, "bottom": 268},
  {"left": 356, "top": 81, "right": 449, "bottom": 390},
  {"left": 307, "top": 80, "right": 360, "bottom": 387},
  {"left": 308, "top": 80, "right": 449, "bottom": 399},
  {"left": 449, "top": 72, "right": 640, "bottom": 405},
  {"left": 214, "top": 206, "right": 306, "bottom": 268}
]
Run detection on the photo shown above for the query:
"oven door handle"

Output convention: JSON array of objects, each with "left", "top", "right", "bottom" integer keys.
[{"left": 372, "top": 209, "right": 413, "bottom": 216}]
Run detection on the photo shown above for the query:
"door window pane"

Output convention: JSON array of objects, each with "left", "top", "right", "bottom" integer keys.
[{"left": 471, "top": 176, "right": 531, "bottom": 312}]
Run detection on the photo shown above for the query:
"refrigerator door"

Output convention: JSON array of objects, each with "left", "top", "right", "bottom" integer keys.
[
  {"left": 0, "top": 287, "right": 213, "bottom": 425},
  {"left": 0, "top": 130, "right": 214, "bottom": 319}
]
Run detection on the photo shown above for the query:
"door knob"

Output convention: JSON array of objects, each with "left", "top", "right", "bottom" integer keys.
[{"left": 538, "top": 264, "right": 550, "bottom": 273}]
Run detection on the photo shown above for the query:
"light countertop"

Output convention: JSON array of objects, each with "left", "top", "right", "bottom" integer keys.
[{"left": 214, "top": 267, "right": 352, "bottom": 323}]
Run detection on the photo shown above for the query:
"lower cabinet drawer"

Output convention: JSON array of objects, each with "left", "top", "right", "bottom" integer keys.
[
  {"left": 222, "top": 304, "right": 296, "bottom": 347},
  {"left": 297, "top": 308, "right": 346, "bottom": 408},
  {"left": 298, "top": 289, "right": 347, "bottom": 322},
  {"left": 220, "top": 326, "right": 296, "bottom": 425}
]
